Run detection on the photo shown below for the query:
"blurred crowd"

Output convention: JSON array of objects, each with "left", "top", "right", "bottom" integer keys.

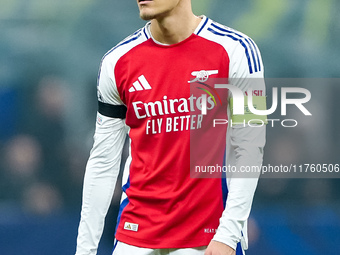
[
  {"left": 0, "top": 75, "right": 130, "bottom": 220},
  {"left": 0, "top": 77, "right": 84, "bottom": 215}
]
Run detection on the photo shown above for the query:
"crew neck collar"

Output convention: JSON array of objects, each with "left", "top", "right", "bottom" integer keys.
[{"left": 145, "top": 15, "right": 208, "bottom": 46}]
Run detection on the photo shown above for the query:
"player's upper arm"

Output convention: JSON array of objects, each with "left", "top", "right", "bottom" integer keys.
[
  {"left": 96, "top": 54, "right": 127, "bottom": 122},
  {"left": 229, "top": 35, "right": 264, "bottom": 80},
  {"left": 227, "top": 36, "right": 266, "bottom": 126}
]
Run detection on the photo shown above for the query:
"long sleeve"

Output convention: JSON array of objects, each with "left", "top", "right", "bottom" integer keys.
[
  {"left": 75, "top": 114, "right": 126, "bottom": 255},
  {"left": 212, "top": 125, "right": 265, "bottom": 250},
  {"left": 75, "top": 39, "right": 130, "bottom": 254},
  {"left": 213, "top": 32, "right": 266, "bottom": 250}
]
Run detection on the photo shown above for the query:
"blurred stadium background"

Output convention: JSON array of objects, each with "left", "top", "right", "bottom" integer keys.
[{"left": 1, "top": 0, "right": 340, "bottom": 254}]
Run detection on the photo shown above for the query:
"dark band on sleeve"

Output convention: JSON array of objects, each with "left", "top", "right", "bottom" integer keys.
[{"left": 98, "top": 101, "right": 127, "bottom": 119}]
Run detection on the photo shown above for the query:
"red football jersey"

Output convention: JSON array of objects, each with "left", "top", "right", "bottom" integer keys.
[{"left": 93, "top": 16, "right": 264, "bottom": 249}]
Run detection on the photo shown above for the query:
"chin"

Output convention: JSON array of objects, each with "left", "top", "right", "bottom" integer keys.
[{"left": 139, "top": 11, "right": 157, "bottom": 21}]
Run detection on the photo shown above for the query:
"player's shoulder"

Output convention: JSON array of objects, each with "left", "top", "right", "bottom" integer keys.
[
  {"left": 200, "top": 17, "right": 263, "bottom": 75},
  {"left": 199, "top": 17, "right": 260, "bottom": 51},
  {"left": 208, "top": 19, "right": 250, "bottom": 39},
  {"left": 101, "top": 24, "right": 150, "bottom": 65}
]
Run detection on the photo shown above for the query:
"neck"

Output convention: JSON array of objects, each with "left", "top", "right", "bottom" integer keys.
[{"left": 150, "top": 2, "right": 201, "bottom": 45}]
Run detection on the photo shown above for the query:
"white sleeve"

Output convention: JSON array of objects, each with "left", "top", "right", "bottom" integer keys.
[
  {"left": 75, "top": 54, "right": 126, "bottom": 255},
  {"left": 212, "top": 126, "right": 265, "bottom": 250},
  {"left": 75, "top": 114, "right": 126, "bottom": 255},
  {"left": 212, "top": 38, "right": 266, "bottom": 250}
]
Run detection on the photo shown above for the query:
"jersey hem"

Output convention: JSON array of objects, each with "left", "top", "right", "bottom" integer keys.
[{"left": 116, "top": 232, "right": 211, "bottom": 249}]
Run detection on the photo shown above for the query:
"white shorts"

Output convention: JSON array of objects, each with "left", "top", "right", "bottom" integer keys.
[
  {"left": 112, "top": 241, "right": 245, "bottom": 255},
  {"left": 112, "top": 241, "right": 207, "bottom": 255}
]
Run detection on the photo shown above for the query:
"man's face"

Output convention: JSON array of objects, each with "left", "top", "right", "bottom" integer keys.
[{"left": 136, "top": 0, "right": 181, "bottom": 20}]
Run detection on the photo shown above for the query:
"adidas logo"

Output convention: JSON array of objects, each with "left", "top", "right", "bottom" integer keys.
[
  {"left": 124, "top": 222, "right": 139, "bottom": 232},
  {"left": 129, "top": 75, "right": 152, "bottom": 92}
]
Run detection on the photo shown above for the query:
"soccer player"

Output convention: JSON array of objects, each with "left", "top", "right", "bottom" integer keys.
[{"left": 75, "top": 0, "right": 266, "bottom": 255}]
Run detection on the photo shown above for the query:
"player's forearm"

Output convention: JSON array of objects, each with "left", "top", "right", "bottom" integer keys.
[
  {"left": 213, "top": 178, "right": 259, "bottom": 250},
  {"left": 76, "top": 168, "right": 118, "bottom": 255},
  {"left": 213, "top": 126, "right": 265, "bottom": 249},
  {"left": 75, "top": 114, "right": 126, "bottom": 255}
]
